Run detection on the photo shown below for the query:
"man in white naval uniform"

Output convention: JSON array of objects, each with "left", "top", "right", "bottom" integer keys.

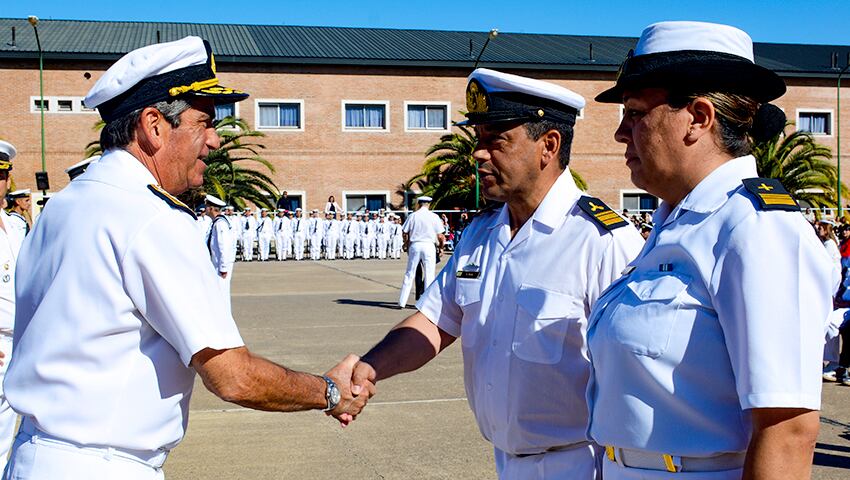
[
  {"left": 390, "top": 216, "right": 404, "bottom": 259},
  {"left": 376, "top": 215, "right": 391, "bottom": 259},
  {"left": 308, "top": 210, "right": 323, "bottom": 260},
  {"left": 342, "top": 69, "right": 644, "bottom": 479},
  {"left": 324, "top": 212, "right": 340, "bottom": 260},
  {"left": 0, "top": 141, "right": 25, "bottom": 474},
  {"left": 256, "top": 209, "right": 273, "bottom": 261},
  {"left": 4, "top": 37, "right": 371, "bottom": 480},
  {"left": 5, "top": 190, "right": 31, "bottom": 237},
  {"left": 204, "top": 195, "right": 235, "bottom": 312},
  {"left": 397, "top": 196, "right": 444, "bottom": 308},
  {"left": 338, "top": 213, "right": 351, "bottom": 259},
  {"left": 291, "top": 208, "right": 307, "bottom": 260},
  {"left": 274, "top": 210, "right": 291, "bottom": 261},
  {"left": 241, "top": 208, "right": 257, "bottom": 261}
]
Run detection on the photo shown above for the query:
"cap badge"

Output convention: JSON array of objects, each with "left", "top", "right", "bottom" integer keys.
[{"left": 466, "top": 79, "right": 489, "bottom": 113}]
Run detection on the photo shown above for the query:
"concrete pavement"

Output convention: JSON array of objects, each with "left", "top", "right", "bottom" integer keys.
[{"left": 164, "top": 258, "right": 850, "bottom": 479}]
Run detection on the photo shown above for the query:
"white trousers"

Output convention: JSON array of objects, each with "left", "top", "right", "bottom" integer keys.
[
  {"left": 258, "top": 235, "right": 272, "bottom": 261},
  {"left": 391, "top": 236, "right": 403, "bottom": 259},
  {"left": 219, "top": 274, "right": 232, "bottom": 314},
  {"left": 377, "top": 236, "right": 389, "bottom": 259},
  {"left": 398, "top": 242, "right": 436, "bottom": 307},
  {"left": 309, "top": 234, "right": 322, "bottom": 260},
  {"left": 345, "top": 235, "right": 357, "bottom": 259},
  {"left": 494, "top": 444, "right": 601, "bottom": 480},
  {"left": 241, "top": 234, "right": 255, "bottom": 261},
  {"left": 293, "top": 235, "right": 306, "bottom": 260},
  {"left": 0, "top": 335, "right": 15, "bottom": 474},
  {"left": 4, "top": 422, "right": 165, "bottom": 480},
  {"left": 326, "top": 234, "right": 339, "bottom": 259}
]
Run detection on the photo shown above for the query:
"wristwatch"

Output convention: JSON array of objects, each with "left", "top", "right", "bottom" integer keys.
[{"left": 322, "top": 375, "right": 341, "bottom": 412}]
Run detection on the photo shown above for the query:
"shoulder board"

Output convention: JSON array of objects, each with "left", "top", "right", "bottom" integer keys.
[
  {"left": 147, "top": 185, "right": 197, "bottom": 219},
  {"left": 741, "top": 178, "right": 799, "bottom": 211},
  {"left": 577, "top": 196, "right": 629, "bottom": 231}
]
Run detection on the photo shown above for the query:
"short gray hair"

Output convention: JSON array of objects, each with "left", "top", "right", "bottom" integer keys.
[
  {"left": 100, "top": 99, "right": 192, "bottom": 150},
  {"left": 523, "top": 119, "right": 574, "bottom": 168}
]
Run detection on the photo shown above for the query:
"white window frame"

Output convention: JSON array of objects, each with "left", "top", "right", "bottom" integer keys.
[
  {"left": 279, "top": 190, "right": 306, "bottom": 211},
  {"left": 620, "top": 189, "right": 659, "bottom": 212},
  {"left": 796, "top": 108, "right": 833, "bottom": 137},
  {"left": 214, "top": 102, "right": 240, "bottom": 120},
  {"left": 341, "top": 100, "right": 390, "bottom": 132},
  {"left": 342, "top": 190, "right": 391, "bottom": 212},
  {"left": 30, "top": 96, "right": 97, "bottom": 114},
  {"left": 403, "top": 101, "right": 451, "bottom": 133},
  {"left": 255, "top": 99, "right": 305, "bottom": 132}
]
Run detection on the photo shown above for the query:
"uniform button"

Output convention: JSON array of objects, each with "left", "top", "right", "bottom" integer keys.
[{"left": 486, "top": 383, "right": 493, "bottom": 391}]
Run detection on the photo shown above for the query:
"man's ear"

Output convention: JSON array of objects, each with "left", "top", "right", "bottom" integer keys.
[
  {"left": 685, "top": 97, "right": 716, "bottom": 143},
  {"left": 540, "top": 129, "right": 562, "bottom": 168},
  {"left": 136, "top": 107, "right": 168, "bottom": 154}
]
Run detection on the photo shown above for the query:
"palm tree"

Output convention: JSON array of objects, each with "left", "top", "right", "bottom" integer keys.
[
  {"left": 180, "top": 116, "right": 279, "bottom": 210},
  {"left": 400, "top": 122, "right": 587, "bottom": 210},
  {"left": 752, "top": 124, "right": 846, "bottom": 209},
  {"left": 84, "top": 120, "right": 106, "bottom": 159}
]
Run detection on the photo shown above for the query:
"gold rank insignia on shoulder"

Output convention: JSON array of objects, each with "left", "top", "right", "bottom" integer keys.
[
  {"left": 147, "top": 184, "right": 197, "bottom": 219},
  {"left": 741, "top": 178, "right": 799, "bottom": 212},
  {"left": 577, "top": 196, "right": 629, "bottom": 231}
]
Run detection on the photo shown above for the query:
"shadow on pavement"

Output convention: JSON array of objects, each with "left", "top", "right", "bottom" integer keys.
[
  {"left": 335, "top": 298, "right": 401, "bottom": 310},
  {"left": 814, "top": 450, "right": 850, "bottom": 469}
]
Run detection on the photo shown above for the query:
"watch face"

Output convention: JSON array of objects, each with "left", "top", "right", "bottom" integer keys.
[{"left": 330, "top": 385, "right": 341, "bottom": 405}]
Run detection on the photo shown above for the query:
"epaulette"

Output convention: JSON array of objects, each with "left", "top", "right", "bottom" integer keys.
[
  {"left": 147, "top": 185, "right": 197, "bottom": 219},
  {"left": 741, "top": 178, "right": 799, "bottom": 211},
  {"left": 577, "top": 196, "right": 629, "bottom": 231}
]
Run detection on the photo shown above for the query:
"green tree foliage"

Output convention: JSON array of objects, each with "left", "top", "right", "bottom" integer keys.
[
  {"left": 752, "top": 123, "right": 846, "bottom": 209},
  {"left": 401, "top": 122, "right": 587, "bottom": 210}
]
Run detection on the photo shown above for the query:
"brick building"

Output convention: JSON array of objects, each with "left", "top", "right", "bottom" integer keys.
[{"left": 1, "top": 18, "right": 848, "bottom": 213}]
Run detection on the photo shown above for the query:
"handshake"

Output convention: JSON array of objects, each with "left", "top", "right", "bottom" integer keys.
[{"left": 322, "top": 354, "right": 378, "bottom": 427}]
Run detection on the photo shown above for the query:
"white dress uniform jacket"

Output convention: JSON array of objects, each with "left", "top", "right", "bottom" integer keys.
[
  {"left": 586, "top": 156, "right": 837, "bottom": 479},
  {"left": 5, "top": 149, "right": 245, "bottom": 454},
  {"left": 417, "top": 170, "right": 644, "bottom": 478}
]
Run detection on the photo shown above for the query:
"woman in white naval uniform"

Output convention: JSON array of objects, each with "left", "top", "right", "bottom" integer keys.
[{"left": 586, "top": 22, "right": 838, "bottom": 479}]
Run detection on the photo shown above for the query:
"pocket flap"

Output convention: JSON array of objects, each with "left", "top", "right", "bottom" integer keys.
[
  {"left": 626, "top": 273, "right": 690, "bottom": 301},
  {"left": 455, "top": 280, "right": 483, "bottom": 307},
  {"left": 517, "top": 285, "right": 582, "bottom": 319}
]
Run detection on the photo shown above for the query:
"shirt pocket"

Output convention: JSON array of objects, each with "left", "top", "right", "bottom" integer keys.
[
  {"left": 607, "top": 272, "right": 691, "bottom": 359},
  {"left": 512, "top": 285, "right": 583, "bottom": 365},
  {"left": 455, "top": 279, "right": 483, "bottom": 348}
]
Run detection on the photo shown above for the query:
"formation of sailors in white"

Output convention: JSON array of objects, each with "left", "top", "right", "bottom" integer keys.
[{"left": 197, "top": 204, "right": 406, "bottom": 264}]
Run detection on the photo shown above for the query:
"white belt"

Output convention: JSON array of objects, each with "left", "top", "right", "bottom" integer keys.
[
  {"left": 19, "top": 418, "right": 170, "bottom": 469},
  {"left": 605, "top": 446, "right": 746, "bottom": 473}
]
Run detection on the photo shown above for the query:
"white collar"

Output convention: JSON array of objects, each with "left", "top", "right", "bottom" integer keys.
[{"left": 491, "top": 168, "right": 581, "bottom": 231}]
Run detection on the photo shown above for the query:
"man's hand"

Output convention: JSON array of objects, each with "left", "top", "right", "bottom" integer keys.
[
  {"left": 351, "top": 360, "right": 377, "bottom": 398},
  {"left": 324, "top": 354, "right": 375, "bottom": 427}
]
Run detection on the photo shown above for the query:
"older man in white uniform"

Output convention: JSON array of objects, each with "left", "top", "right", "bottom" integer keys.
[
  {"left": 397, "top": 196, "right": 444, "bottom": 308},
  {"left": 205, "top": 194, "right": 235, "bottom": 312},
  {"left": 3, "top": 37, "right": 370, "bottom": 480},
  {"left": 0, "top": 141, "right": 24, "bottom": 474},
  {"left": 344, "top": 69, "right": 644, "bottom": 479}
]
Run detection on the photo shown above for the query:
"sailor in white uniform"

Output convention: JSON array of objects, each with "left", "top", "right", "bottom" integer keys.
[
  {"left": 0, "top": 141, "right": 25, "bottom": 474},
  {"left": 5, "top": 190, "right": 31, "bottom": 237},
  {"left": 204, "top": 195, "right": 235, "bottom": 313},
  {"left": 343, "top": 68, "right": 644, "bottom": 479},
  {"left": 241, "top": 208, "right": 257, "bottom": 261},
  {"left": 292, "top": 208, "right": 307, "bottom": 260},
  {"left": 4, "top": 36, "right": 369, "bottom": 480},
  {"left": 586, "top": 22, "right": 837, "bottom": 480},
  {"left": 397, "top": 196, "right": 444, "bottom": 307},
  {"left": 256, "top": 209, "right": 273, "bottom": 261}
]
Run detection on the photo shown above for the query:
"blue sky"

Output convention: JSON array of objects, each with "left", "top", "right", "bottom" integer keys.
[{"left": 8, "top": 0, "right": 850, "bottom": 45}]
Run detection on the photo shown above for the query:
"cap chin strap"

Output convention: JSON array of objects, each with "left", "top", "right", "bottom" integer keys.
[{"left": 168, "top": 77, "right": 219, "bottom": 97}]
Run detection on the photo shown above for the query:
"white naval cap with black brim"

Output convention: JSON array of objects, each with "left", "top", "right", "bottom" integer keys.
[
  {"left": 84, "top": 36, "right": 249, "bottom": 122},
  {"left": 0, "top": 140, "right": 16, "bottom": 171},
  {"left": 595, "top": 21, "right": 786, "bottom": 104},
  {"left": 459, "top": 68, "right": 586, "bottom": 126}
]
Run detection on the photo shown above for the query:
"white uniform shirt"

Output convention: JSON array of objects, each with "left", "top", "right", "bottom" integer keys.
[
  {"left": 6, "top": 149, "right": 244, "bottom": 452},
  {"left": 207, "top": 215, "right": 235, "bottom": 274},
  {"left": 292, "top": 216, "right": 306, "bottom": 236},
  {"left": 417, "top": 170, "right": 644, "bottom": 455},
  {"left": 256, "top": 216, "right": 273, "bottom": 237},
  {"left": 586, "top": 156, "right": 837, "bottom": 457},
  {"left": 0, "top": 210, "right": 24, "bottom": 332},
  {"left": 5, "top": 212, "right": 28, "bottom": 238},
  {"left": 403, "top": 207, "right": 443, "bottom": 243},
  {"left": 196, "top": 214, "right": 211, "bottom": 238}
]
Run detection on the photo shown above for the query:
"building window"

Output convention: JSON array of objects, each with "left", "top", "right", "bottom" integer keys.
[
  {"left": 622, "top": 191, "right": 659, "bottom": 213},
  {"left": 405, "top": 103, "right": 449, "bottom": 131},
  {"left": 797, "top": 110, "right": 832, "bottom": 136},
  {"left": 30, "top": 96, "right": 97, "bottom": 114},
  {"left": 344, "top": 192, "right": 388, "bottom": 212},
  {"left": 215, "top": 103, "right": 236, "bottom": 121},
  {"left": 343, "top": 101, "right": 388, "bottom": 131},
  {"left": 257, "top": 101, "right": 303, "bottom": 130}
]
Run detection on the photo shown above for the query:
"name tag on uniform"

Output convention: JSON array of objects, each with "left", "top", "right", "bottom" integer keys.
[{"left": 457, "top": 263, "right": 481, "bottom": 279}]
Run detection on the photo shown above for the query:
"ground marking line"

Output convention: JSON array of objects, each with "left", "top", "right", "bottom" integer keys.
[
  {"left": 283, "top": 322, "right": 397, "bottom": 329},
  {"left": 315, "top": 262, "right": 401, "bottom": 290},
  {"left": 192, "top": 397, "right": 467, "bottom": 414}
]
